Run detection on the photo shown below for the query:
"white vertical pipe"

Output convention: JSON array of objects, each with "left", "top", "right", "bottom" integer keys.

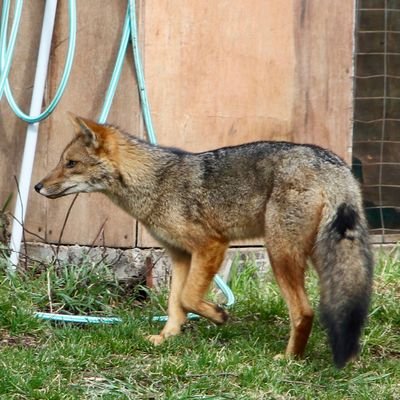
[{"left": 9, "top": 0, "right": 58, "bottom": 271}]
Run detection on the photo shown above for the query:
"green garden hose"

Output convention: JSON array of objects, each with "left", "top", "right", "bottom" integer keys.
[{"left": 0, "top": 0, "right": 76, "bottom": 123}]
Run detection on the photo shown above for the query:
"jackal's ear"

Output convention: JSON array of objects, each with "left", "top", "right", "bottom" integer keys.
[{"left": 68, "top": 113, "right": 101, "bottom": 149}]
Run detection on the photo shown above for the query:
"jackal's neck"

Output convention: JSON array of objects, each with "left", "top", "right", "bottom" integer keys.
[{"left": 104, "top": 133, "right": 172, "bottom": 222}]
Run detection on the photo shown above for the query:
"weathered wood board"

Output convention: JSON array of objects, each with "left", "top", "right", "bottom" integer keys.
[
  {"left": 292, "top": 0, "right": 354, "bottom": 159},
  {"left": 137, "top": 0, "right": 354, "bottom": 247},
  {"left": 0, "top": 1, "right": 47, "bottom": 243}
]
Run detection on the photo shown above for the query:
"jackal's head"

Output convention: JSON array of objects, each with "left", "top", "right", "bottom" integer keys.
[{"left": 35, "top": 115, "right": 119, "bottom": 199}]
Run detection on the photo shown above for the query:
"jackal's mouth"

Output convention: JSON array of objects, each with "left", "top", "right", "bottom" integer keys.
[{"left": 42, "top": 184, "right": 78, "bottom": 199}]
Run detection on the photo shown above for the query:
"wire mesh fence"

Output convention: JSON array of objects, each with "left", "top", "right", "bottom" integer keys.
[{"left": 353, "top": 0, "right": 400, "bottom": 242}]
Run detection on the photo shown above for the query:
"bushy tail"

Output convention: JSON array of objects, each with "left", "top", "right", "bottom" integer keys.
[{"left": 315, "top": 203, "right": 373, "bottom": 368}]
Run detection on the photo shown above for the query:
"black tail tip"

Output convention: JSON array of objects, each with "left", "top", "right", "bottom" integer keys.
[
  {"left": 333, "top": 345, "right": 359, "bottom": 369},
  {"left": 325, "top": 324, "right": 361, "bottom": 369},
  {"left": 322, "top": 301, "right": 368, "bottom": 369}
]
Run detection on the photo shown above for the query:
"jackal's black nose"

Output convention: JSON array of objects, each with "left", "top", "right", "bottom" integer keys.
[{"left": 34, "top": 182, "right": 43, "bottom": 193}]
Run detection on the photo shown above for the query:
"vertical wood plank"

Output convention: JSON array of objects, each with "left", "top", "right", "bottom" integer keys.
[
  {"left": 138, "top": 0, "right": 354, "bottom": 247},
  {"left": 0, "top": 2, "right": 48, "bottom": 244},
  {"left": 25, "top": 0, "right": 142, "bottom": 247},
  {"left": 143, "top": 0, "right": 296, "bottom": 151},
  {"left": 139, "top": 0, "right": 297, "bottom": 246},
  {"left": 292, "top": 0, "right": 355, "bottom": 163}
]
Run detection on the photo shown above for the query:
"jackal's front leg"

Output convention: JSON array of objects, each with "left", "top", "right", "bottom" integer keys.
[
  {"left": 180, "top": 241, "right": 229, "bottom": 324},
  {"left": 147, "top": 250, "right": 190, "bottom": 346}
]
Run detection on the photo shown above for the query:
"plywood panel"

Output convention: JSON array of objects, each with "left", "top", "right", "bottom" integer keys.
[
  {"left": 143, "top": 0, "right": 296, "bottom": 150},
  {"left": 25, "top": 0, "right": 142, "bottom": 247},
  {"left": 138, "top": 0, "right": 354, "bottom": 247},
  {"left": 0, "top": 1, "right": 47, "bottom": 243},
  {"left": 292, "top": 0, "right": 354, "bottom": 163},
  {"left": 138, "top": 0, "right": 296, "bottom": 247}
]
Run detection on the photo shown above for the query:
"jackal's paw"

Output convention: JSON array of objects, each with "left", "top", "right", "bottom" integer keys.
[
  {"left": 212, "top": 305, "right": 229, "bottom": 325},
  {"left": 147, "top": 334, "right": 165, "bottom": 346}
]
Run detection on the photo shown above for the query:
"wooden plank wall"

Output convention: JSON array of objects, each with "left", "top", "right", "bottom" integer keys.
[
  {"left": 0, "top": 0, "right": 355, "bottom": 249},
  {"left": 0, "top": 1, "right": 45, "bottom": 236},
  {"left": 292, "top": 0, "right": 355, "bottom": 158},
  {"left": 7, "top": 1, "right": 142, "bottom": 248},
  {"left": 138, "top": 0, "right": 355, "bottom": 246}
]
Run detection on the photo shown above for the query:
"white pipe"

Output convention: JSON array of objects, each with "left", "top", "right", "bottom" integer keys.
[{"left": 9, "top": 0, "right": 58, "bottom": 271}]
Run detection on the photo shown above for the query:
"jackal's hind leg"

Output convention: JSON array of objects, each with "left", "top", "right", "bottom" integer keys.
[
  {"left": 264, "top": 191, "right": 322, "bottom": 359},
  {"left": 266, "top": 244, "right": 314, "bottom": 359},
  {"left": 148, "top": 250, "right": 190, "bottom": 346}
]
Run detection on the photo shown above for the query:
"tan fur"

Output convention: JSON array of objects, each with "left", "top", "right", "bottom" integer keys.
[{"left": 35, "top": 116, "right": 373, "bottom": 367}]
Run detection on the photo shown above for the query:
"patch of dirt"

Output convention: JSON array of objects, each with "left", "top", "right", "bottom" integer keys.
[
  {"left": 0, "top": 329, "right": 38, "bottom": 348},
  {"left": 370, "top": 344, "right": 400, "bottom": 360}
]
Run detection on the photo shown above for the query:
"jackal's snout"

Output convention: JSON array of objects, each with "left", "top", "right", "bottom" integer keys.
[{"left": 34, "top": 182, "right": 43, "bottom": 194}]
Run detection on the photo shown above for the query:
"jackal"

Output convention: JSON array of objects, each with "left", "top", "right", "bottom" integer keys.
[{"left": 35, "top": 116, "right": 373, "bottom": 368}]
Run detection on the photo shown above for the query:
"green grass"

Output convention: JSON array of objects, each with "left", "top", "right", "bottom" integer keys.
[{"left": 0, "top": 247, "right": 399, "bottom": 399}]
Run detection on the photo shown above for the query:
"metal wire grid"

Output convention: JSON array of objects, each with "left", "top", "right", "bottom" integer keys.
[{"left": 353, "top": 0, "right": 400, "bottom": 240}]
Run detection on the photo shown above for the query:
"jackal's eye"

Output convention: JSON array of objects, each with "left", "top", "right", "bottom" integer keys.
[{"left": 65, "top": 160, "right": 78, "bottom": 169}]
